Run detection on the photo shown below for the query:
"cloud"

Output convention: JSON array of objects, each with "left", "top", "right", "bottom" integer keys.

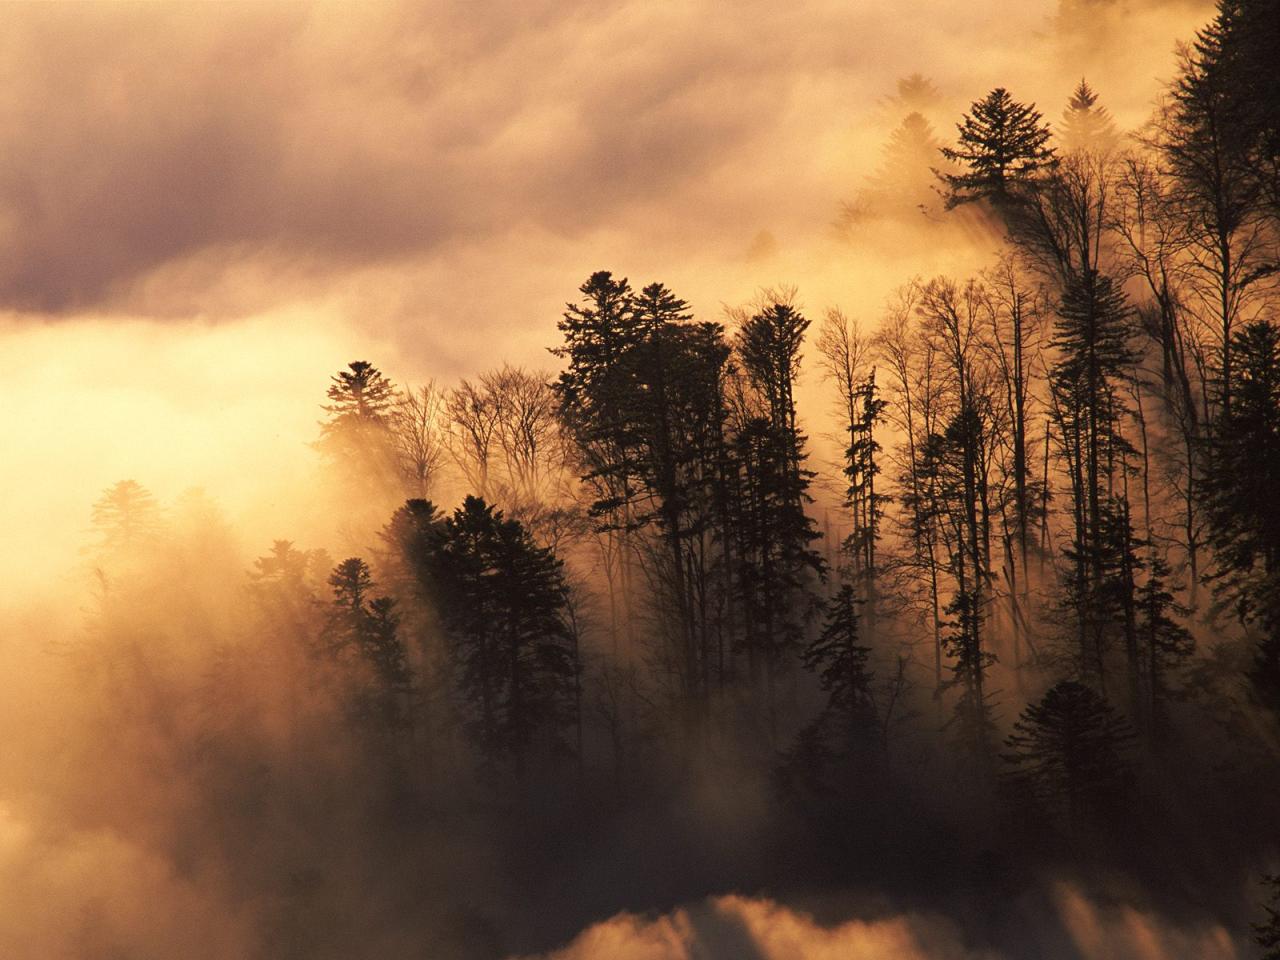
[
  {"left": 0, "top": 0, "right": 1209, "bottom": 321},
  {"left": 517, "top": 890, "right": 1243, "bottom": 960}
]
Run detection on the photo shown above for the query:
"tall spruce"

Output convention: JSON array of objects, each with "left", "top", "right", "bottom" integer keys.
[
  {"left": 1203, "top": 321, "right": 1280, "bottom": 710},
  {"left": 426, "top": 497, "right": 578, "bottom": 777},
  {"left": 939, "top": 88, "right": 1057, "bottom": 208}
]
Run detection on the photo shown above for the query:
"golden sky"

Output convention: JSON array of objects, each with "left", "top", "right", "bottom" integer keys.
[{"left": 0, "top": 0, "right": 1211, "bottom": 594}]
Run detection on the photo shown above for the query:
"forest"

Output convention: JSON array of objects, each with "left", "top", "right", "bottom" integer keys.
[{"left": 6, "top": 1, "right": 1280, "bottom": 958}]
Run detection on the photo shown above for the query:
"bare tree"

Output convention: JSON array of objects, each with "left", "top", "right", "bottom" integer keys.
[{"left": 392, "top": 381, "right": 448, "bottom": 499}]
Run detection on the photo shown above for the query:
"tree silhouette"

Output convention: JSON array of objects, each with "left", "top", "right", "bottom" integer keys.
[
  {"left": 939, "top": 88, "right": 1057, "bottom": 207},
  {"left": 802, "top": 585, "right": 877, "bottom": 749},
  {"left": 1002, "top": 680, "right": 1133, "bottom": 831},
  {"left": 426, "top": 496, "right": 577, "bottom": 776},
  {"left": 317, "top": 361, "right": 401, "bottom": 497},
  {"left": 730, "top": 299, "right": 824, "bottom": 723},
  {"left": 320, "top": 557, "right": 414, "bottom": 741},
  {"left": 90, "top": 479, "right": 163, "bottom": 554},
  {"left": 391, "top": 381, "right": 447, "bottom": 499},
  {"left": 1203, "top": 321, "right": 1280, "bottom": 709},
  {"left": 1258, "top": 874, "right": 1280, "bottom": 960},
  {"left": 1059, "top": 79, "right": 1119, "bottom": 153}
]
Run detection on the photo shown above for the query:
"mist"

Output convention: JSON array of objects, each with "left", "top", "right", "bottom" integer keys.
[{"left": 4, "top": 0, "right": 1280, "bottom": 958}]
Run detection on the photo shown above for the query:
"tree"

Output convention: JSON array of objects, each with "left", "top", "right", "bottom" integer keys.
[
  {"left": 320, "top": 361, "right": 397, "bottom": 448},
  {"left": 1159, "top": 16, "right": 1272, "bottom": 421},
  {"left": 801, "top": 585, "right": 877, "bottom": 752},
  {"left": 916, "top": 277, "right": 1001, "bottom": 761},
  {"left": 861, "top": 112, "right": 947, "bottom": 216},
  {"left": 446, "top": 376, "right": 504, "bottom": 501},
  {"left": 1137, "top": 553, "right": 1195, "bottom": 742},
  {"left": 552, "top": 271, "right": 645, "bottom": 526},
  {"left": 1048, "top": 270, "right": 1138, "bottom": 691},
  {"left": 1258, "top": 874, "right": 1280, "bottom": 960},
  {"left": 1002, "top": 680, "right": 1133, "bottom": 831},
  {"left": 90, "top": 479, "right": 163, "bottom": 555},
  {"left": 320, "top": 557, "right": 414, "bottom": 743},
  {"left": 552, "top": 271, "right": 646, "bottom": 653},
  {"left": 487, "top": 364, "right": 561, "bottom": 507},
  {"left": 317, "top": 361, "right": 401, "bottom": 502},
  {"left": 1203, "top": 321, "right": 1280, "bottom": 709},
  {"left": 248, "top": 539, "right": 327, "bottom": 645},
  {"left": 426, "top": 497, "right": 578, "bottom": 777},
  {"left": 1114, "top": 153, "right": 1208, "bottom": 606},
  {"left": 1058, "top": 79, "right": 1119, "bottom": 154},
  {"left": 629, "top": 282, "right": 732, "bottom": 704},
  {"left": 817, "top": 310, "right": 888, "bottom": 633},
  {"left": 876, "top": 286, "right": 950, "bottom": 691},
  {"left": 983, "top": 261, "right": 1047, "bottom": 672},
  {"left": 939, "top": 88, "right": 1057, "bottom": 208},
  {"left": 553, "top": 272, "right": 732, "bottom": 705},
  {"left": 730, "top": 298, "right": 825, "bottom": 728},
  {"left": 391, "top": 381, "right": 447, "bottom": 499}
]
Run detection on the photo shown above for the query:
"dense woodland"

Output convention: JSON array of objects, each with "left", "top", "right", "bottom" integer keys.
[{"left": 61, "top": 2, "right": 1280, "bottom": 957}]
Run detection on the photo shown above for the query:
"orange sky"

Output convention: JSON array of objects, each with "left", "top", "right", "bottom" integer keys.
[{"left": 0, "top": 0, "right": 1213, "bottom": 597}]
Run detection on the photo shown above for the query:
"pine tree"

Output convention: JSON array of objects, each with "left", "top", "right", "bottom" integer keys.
[
  {"left": 553, "top": 273, "right": 731, "bottom": 703},
  {"left": 730, "top": 300, "right": 825, "bottom": 724},
  {"left": 1258, "top": 874, "right": 1280, "bottom": 960},
  {"left": 631, "top": 282, "right": 732, "bottom": 703},
  {"left": 1203, "top": 321, "right": 1280, "bottom": 709},
  {"left": 1002, "top": 680, "right": 1133, "bottom": 831},
  {"left": 90, "top": 479, "right": 163, "bottom": 555},
  {"left": 427, "top": 497, "right": 578, "bottom": 776},
  {"left": 816, "top": 311, "right": 887, "bottom": 633},
  {"left": 248, "top": 539, "right": 327, "bottom": 647},
  {"left": 320, "top": 557, "right": 415, "bottom": 743},
  {"left": 864, "top": 112, "right": 946, "bottom": 215},
  {"left": 939, "top": 88, "right": 1057, "bottom": 207},
  {"left": 801, "top": 585, "right": 877, "bottom": 749},
  {"left": 1137, "top": 553, "right": 1195, "bottom": 741},
  {"left": 887, "top": 73, "right": 942, "bottom": 114},
  {"left": 552, "top": 271, "right": 645, "bottom": 526},
  {"left": 1059, "top": 79, "right": 1119, "bottom": 153},
  {"left": 359, "top": 596, "right": 414, "bottom": 735},
  {"left": 1161, "top": 12, "right": 1269, "bottom": 421},
  {"left": 1049, "top": 269, "right": 1138, "bottom": 691},
  {"left": 317, "top": 361, "right": 401, "bottom": 500},
  {"left": 842, "top": 370, "right": 889, "bottom": 624}
]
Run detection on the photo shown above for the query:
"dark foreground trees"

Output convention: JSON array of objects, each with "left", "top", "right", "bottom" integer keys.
[
  {"left": 1002, "top": 680, "right": 1133, "bottom": 832},
  {"left": 424, "top": 496, "right": 579, "bottom": 777},
  {"left": 1259, "top": 874, "right": 1280, "bottom": 960}
]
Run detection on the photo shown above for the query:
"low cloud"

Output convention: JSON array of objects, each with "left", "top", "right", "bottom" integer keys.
[{"left": 519, "top": 890, "right": 1242, "bottom": 960}]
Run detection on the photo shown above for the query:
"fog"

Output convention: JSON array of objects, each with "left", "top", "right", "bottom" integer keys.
[{"left": 5, "top": 1, "right": 1276, "bottom": 958}]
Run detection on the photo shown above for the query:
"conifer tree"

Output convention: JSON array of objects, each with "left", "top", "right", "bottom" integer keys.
[
  {"left": 1002, "top": 680, "right": 1133, "bottom": 831},
  {"left": 863, "top": 112, "right": 946, "bottom": 215},
  {"left": 1203, "top": 321, "right": 1280, "bottom": 709},
  {"left": 1048, "top": 270, "right": 1138, "bottom": 690},
  {"left": 1258, "top": 874, "right": 1280, "bottom": 960},
  {"left": 1059, "top": 79, "right": 1119, "bottom": 153},
  {"left": 90, "top": 479, "right": 163, "bottom": 556},
  {"left": 801, "top": 585, "right": 877, "bottom": 749},
  {"left": 939, "top": 88, "right": 1057, "bottom": 207},
  {"left": 320, "top": 557, "right": 415, "bottom": 743},
  {"left": 730, "top": 300, "right": 824, "bottom": 723},
  {"left": 1137, "top": 553, "right": 1195, "bottom": 741},
  {"left": 1160, "top": 13, "right": 1270, "bottom": 420},
  {"left": 426, "top": 497, "right": 578, "bottom": 776},
  {"left": 317, "top": 361, "right": 402, "bottom": 504}
]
